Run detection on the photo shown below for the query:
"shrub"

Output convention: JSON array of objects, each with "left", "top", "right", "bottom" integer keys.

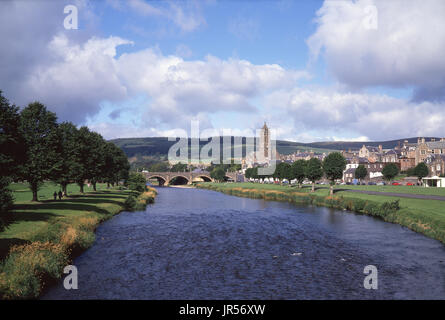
[
  {"left": 352, "top": 199, "right": 367, "bottom": 212},
  {"left": 380, "top": 200, "right": 400, "bottom": 215},
  {"left": 363, "top": 202, "right": 381, "bottom": 217},
  {"left": 124, "top": 195, "right": 137, "bottom": 210}
]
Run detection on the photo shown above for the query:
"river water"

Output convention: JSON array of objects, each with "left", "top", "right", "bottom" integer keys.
[{"left": 44, "top": 187, "right": 445, "bottom": 299}]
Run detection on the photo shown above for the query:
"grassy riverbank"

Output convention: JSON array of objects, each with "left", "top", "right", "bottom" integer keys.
[
  {"left": 196, "top": 182, "right": 445, "bottom": 245},
  {"left": 0, "top": 182, "right": 156, "bottom": 299}
]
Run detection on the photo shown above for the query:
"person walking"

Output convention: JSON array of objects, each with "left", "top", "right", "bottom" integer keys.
[
  {"left": 58, "top": 190, "right": 63, "bottom": 200},
  {"left": 53, "top": 191, "right": 57, "bottom": 200}
]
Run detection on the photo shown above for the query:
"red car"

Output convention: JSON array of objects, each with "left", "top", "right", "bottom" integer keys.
[
  {"left": 392, "top": 182, "right": 401, "bottom": 186},
  {"left": 406, "top": 182, "right": 414, "bottom": 186}
]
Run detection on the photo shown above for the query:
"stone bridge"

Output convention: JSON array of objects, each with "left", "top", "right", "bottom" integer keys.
[{"left": 143, "top": 171, "right": 238, "bottom": 186}]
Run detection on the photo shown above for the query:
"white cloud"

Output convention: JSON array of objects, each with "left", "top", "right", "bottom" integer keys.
[
  {"left": 18, "top": 34, "right": 133, "bottom": 123},
  {"left": 264, "top": 87, "right": 445, "bottom": 141},
  {"left": 115, "top": 48, "right": 308, "bottom": 126},
  {"left": 307, "top": 0, "right": 445, "bottom": 101}
]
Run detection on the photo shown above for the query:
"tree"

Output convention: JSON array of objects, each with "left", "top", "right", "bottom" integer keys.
[
  {"left": 126, "top": 172, "right": 146, "bottom": 192},
  {"left": 274, "top": 162, "right": 292, "bottom": 183},
  {"left": 52, "top": 122, "right": 81, "bottom": 195},
  {"left": 355, "top": 164, "right": 368, "bottom": 183},
  {"left": 382, "top": 163, "right": 399, "bottom": 183},
  {"left": 0, "top": 91, "right": 23, "bottom": 220},
  {"left": 171, "top": 162, "right": 188, "bottom": 172},
  {"left": 19, "top": 102, "right": 59, "bottom": 201},
  {"left": 292, "top": 160, "right": 307, "bottom": 188},
  {"left": 413, "top": 162, "right": 429, "bottom": 184},
  {"left": 72, "top": 126, "right": 92, "bottom": 193},
  {"left": 86, "top": 131, "right": 107, "bottom": 191},
  {"left": 323, "top": 152, "right": 347, "bottom": 195},
  {"left": 245, "top": 167, "right": 258, "bottom": 180},
  {"left": 245, "top": 168, "right": 253, "bottom": 179},
  {"left": 210, "top": 166, "right": 226, "bottom": 182},
  {"left": 305, "top": 158, "right": 323, "bottom": 192},
  {"left": 149, "top": 161, "right": 169, "bottom": 172},
  {"left": 102, "top": 142, "right": 130, "bottom": 187}
]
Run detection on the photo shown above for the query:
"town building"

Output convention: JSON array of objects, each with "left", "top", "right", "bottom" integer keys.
[
  {"left": 425, "top": 154, "right": 445, "bottom": 177},
  {"left": 415, "top": 138, "right": 445, "bottom": 165}
]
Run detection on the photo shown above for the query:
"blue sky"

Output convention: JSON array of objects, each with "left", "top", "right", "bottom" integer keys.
[{"left": 1, "top": 0, "right": 444, "bottom": 142}]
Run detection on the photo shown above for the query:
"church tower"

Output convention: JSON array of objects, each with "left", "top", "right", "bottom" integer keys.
[{"left": 260, "top": 122, "right": 270, "bottom": 159}]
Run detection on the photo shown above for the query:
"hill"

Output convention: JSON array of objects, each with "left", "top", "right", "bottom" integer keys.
[
  {"left": 110, "top": 136, "right": 437, "bottom": 159},
  {"left": 110, "top": 137, "right": 336, "bottom": 159}
]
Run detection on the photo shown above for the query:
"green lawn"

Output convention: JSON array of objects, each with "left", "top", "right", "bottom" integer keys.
[
  {"left": 0, "top": 182, "right": 134, "bottom": 299},
  {"left": 333, "top": 184, "right": 445, "bottom": 196},
  {"left": 213, "top": 182, "right": 445, "bottom": 196},
  {"left": 10, "top": 181, "right": 111, "bottom": 203}
]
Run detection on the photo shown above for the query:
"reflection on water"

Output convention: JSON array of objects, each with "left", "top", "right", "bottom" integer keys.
[{"left": 44, "top": 187, "right": 445, "bottom": 299}]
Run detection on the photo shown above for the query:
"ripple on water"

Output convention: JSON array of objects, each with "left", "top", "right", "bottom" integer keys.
[{"left": 43, "top": 187, "right": 445, "bottom": 300}]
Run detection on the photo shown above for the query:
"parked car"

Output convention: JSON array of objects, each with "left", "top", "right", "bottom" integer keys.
[
  {"left": 376, "top": 182, "right": 386, "bottom": 186},
  {"left": 392, "top": 182, "right": 401, "bottom": 186},
  {"left": 368, "top": 182, "right": 377, "bottom": 185},
  {"left": 346, "top": 182, "right": 352, "bottom": 185},
  {"left": 406, "top": 182, "right": 414, "bottom": 186}
]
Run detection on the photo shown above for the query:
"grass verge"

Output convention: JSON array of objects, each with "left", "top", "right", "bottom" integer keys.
[{"left": 0, "top": 183, "right": 157, "bottom": 299}]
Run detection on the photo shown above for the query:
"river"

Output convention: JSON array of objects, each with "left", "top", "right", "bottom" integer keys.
[{"left": 43, "top": 187, "right": 445, "bottom": 299}]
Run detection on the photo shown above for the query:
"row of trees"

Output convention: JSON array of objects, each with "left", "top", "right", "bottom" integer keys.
[
  {"left": 245, "top": 152, "right": 347, "bottom": 195},
  {"left": 0, "top": 91, "right": 130, "bottom": 206}
]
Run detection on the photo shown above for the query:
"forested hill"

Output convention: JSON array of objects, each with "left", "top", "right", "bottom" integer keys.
[{"left": 109, "top": 136, "right": 435, "bottom": 158}]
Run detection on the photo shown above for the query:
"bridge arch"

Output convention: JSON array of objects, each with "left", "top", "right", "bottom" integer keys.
[
  {"left": 196, "top": 175, "right": 212, "bottom": 182},
  {"left": 146, "top": 175, "right": 168, "bottom": 186},
  {"left": 169, "top": 175, "right": 191, "bottom": 185}
]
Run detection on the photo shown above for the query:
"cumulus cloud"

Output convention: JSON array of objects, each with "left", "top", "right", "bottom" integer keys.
[
  {"left": 307, "top": 0, "right": 445, "bottom": 101},
  {"left": 264, "top": 87, "right": 445, "bottom": 141},
  {"left": 18, "top": 35, "right": 132, "bottom": 123},
  {"left": 115, "top": 48, "right": 307, "bottom": 127}
]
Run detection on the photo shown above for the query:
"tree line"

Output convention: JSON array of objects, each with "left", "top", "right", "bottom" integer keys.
[
  {"left": 0, "top": 90, "right": 130, "bottom": 209},
  {"left": 244, "top": 152, "right": 430, "bottom": 194}
]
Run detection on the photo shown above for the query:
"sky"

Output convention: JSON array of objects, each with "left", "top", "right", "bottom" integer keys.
[{"left": 1, "top": 0, "right": 445, "bottom": 142}]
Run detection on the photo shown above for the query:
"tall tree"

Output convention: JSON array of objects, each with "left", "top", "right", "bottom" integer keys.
[
  {"left": 355, "top": 164, "right": 368, "bottom": 183},
  {"left": 292, "top": 160, "right": 307, "bottom": 188},
  {"left": 413, "top": 162, "right": 429, "bottom": 184},
  {"left": 305, "top": 158, "right": 323, "bottom": 192},
  {"left": 210, "top": 166, "right": 226, "bottom": 182},
  {"left": 382, "top": 163, "right": 399, "bottom": 183},
  {"left": 102, "top": 142, "right": 130, "bottom": 187},
  {"left": 0, "top": 91, "right": 23, "bottom": 228},
  {"left": 53, "top": 122, "right": 81, "bottom": 195},
  {"left": 323, "top": 152, "right": 347, "bottom": 195},
  {"left": 19, "top": 102, "right": 59, "bottom": 201},
  {"left": 274, "top": 162, "right": 292, "bottom": 183},
  {"left": 86, "top": 131, "right": 106, "bottom": 191},
  {"left": 72, "top": 126, "right": 92, "bottom": 193}
]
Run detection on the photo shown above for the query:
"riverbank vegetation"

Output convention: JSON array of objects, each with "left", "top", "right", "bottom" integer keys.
[
  {"left": 196, "top": 182, "right": 445, "bottom": 245},
  {"left": 0, "top": 180, "right": 156, "bottom": 299}
]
